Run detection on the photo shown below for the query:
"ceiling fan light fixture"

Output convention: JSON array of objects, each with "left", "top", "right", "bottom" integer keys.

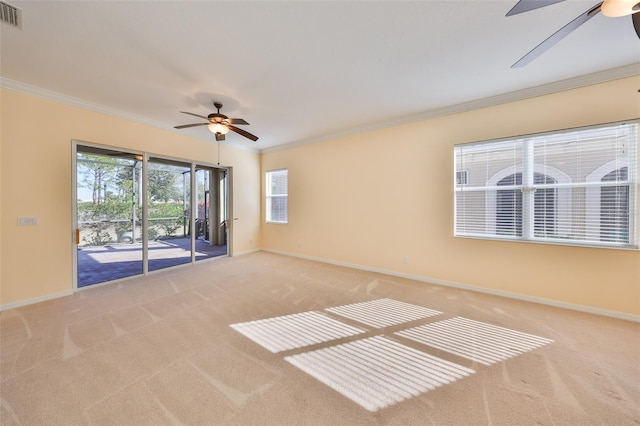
[
  {"left": 601, "top": 0, "right": 640, "bottom": 17},
  {"left": 208, "top": 122, "right": 229, "bottom": 134},
  {"left": 175, "top": 102, "right": 257, "bottom": 142}
]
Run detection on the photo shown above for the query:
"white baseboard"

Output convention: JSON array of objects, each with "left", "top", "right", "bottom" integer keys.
[
  {"left": 262, "top": 249, "right": 640, "bottom": 323},
  {"left": 233, "top": 248, "right": 262, "bottom": 257},
  {"left": 3, "top": 249, "right": 637, "bottom": 323},
  {"left": 0, "top": 290, "right": 74, "bottom": 312}
]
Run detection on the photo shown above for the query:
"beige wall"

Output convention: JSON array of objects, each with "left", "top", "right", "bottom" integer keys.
[
  {"left": 2, "top": 77, "right": 638, "bottom": 316},
  {"left": 0, "top": 88, "right": 261, "bottom": 306},
  {"left": 261, "top": 76, "right": 640, "bottom": 317}
]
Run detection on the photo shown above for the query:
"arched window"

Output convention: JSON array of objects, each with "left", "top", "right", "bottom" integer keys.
[
  {"left": 586, "top": 162, "right": 630, "bottom": 244},
  {"left": 533, "top": 173, "right": 557, "bottom": 237},
  {"left": 495, "top": 172, "right": 557, "bottom": 237},
  {"left": 601, "top": 167, "right": 629, "bottom": 243},
  {"left": 496, "top": 173, "right": 522, "bottom": 236},
  {"left": 485, "top": 164, "right": 570, "bottom": 238}
]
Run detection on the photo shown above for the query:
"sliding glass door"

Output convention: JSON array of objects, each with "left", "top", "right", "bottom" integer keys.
[
  {"left": 74, "top": 144, "right": 230, "bottom": 288},
  {"left": 75, "top": 146, "right": 143, "bottom": 287},
  {"left": 73, "top": 144, "right": 229, "bottom": 287},
  {"left": 194, "top": 166, "right": 228, "bottom": 262},
  {"left": 147, "top": 158, "right": 193, "bottom": 272}
]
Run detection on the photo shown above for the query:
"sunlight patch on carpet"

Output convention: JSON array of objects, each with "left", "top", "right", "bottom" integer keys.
[
  {"left": 395, "top": 317, "right": 554, "bottom": 365},
  {"left": 230, "top": 311, "right": 366, "bottom": 353},
  {"left": 325, "top": 298, "right": 442, "bottom": 328},
  {"left": 285, "top": 335, "right": 475, "bottom": 412}
]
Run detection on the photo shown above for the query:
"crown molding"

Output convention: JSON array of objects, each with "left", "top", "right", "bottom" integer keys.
[
  {"left": 0, "top": 77, "right": 258, "bottom": 153},
  {"left": 261, "top": 63, "right": 640, "bottom": 154},
  {"left": 3, "top": 63, "right": 638, "bottom": 156},
  {"left": 0, "top": 77, "right": 170, "bottom": 128}
]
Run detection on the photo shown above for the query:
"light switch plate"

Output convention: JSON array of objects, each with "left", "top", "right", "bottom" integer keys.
[{"left": 17, "top": 217, "right": 38, "bottom": 226}]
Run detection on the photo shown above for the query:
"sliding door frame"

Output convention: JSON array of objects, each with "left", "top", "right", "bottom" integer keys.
[{"left": 72, "top": 140, "right": 232, "bottom": 290}]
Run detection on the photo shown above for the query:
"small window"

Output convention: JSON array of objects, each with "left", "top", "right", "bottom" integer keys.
[
  {"left": 266, "top": 169, "right": 288, "bottom": 224},
  {"left": 456, "top": 170, "right": 469, "bottom": 186}
]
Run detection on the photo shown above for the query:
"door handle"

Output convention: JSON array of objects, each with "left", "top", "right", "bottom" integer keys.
[{"left": 75, "top": 229, "right": 80, "bottom": 245}]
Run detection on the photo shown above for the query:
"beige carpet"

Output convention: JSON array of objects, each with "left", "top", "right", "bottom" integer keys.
[{"left": 1, "top": 251, "right": 638, "bottom": 425}]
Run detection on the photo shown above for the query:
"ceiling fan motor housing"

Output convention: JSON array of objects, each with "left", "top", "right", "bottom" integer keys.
[{"left": 208, "top": 113, "right": 229, "bottom": 124}]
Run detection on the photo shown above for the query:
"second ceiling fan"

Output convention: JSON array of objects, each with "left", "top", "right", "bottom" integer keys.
[
  {"left": 175, "top": 102, "right": 258, "bottom": 142},
  {"left": 509, "top": 0, "right": 640, "bottom": 67}
]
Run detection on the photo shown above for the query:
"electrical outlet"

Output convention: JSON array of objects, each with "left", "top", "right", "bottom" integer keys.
[{"left": 402, "top": 256, "right": 409, "bottom": 264}]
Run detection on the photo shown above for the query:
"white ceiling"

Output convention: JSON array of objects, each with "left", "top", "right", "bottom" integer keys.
[{"left": 1, "top": 1, "right": 639, "bottom": 151}]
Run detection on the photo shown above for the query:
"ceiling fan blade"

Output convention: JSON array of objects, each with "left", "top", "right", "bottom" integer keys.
[
  {"left": 506, "top": 0, "right": 566, "bottom": 16},
  {"left": 174, "top": 122, "right": 209, "bottom": 129},
  {"left": 228, "top": 125, "right": 259, "bottom": 141},
  {"left": 512, "top": 2, "right": 602, "bottom": 68},
  {"left": 180, "top": 111, "right": 209, "bottom": 120},
  {"left": 229, "top": 118, "right": 249, "bottom": 125},
  {"left": 633, "top": 11, "right": 640, "bottom": 39}
]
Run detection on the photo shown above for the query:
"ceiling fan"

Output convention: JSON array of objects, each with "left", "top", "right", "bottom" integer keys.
[
  {"left": 174, "top": 102, "right": 258, "bottom": 142},
  {"left": 508, "top": 0, "right": 640, "bottom": 67}
]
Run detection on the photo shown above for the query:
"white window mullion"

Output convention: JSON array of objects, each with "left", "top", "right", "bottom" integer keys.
[{"left": 522, "top": 138, "right": 534, "bottom": 240}]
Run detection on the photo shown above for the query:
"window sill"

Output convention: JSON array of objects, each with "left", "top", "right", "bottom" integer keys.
[{"left": 454, "top": 234, "right": 639, "bottom": 251}]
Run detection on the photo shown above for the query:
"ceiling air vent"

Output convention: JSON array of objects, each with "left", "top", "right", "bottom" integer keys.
[{"left": 0, "top": 1, "right": 22, "bottom": 29}]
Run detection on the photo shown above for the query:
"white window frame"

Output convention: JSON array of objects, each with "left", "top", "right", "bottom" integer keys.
[
  {"left": 265, "top": 168, "right": 288, "bottom": 224},
  {"left": 454, "top": 121, "right": 638, "bottom": 250}
]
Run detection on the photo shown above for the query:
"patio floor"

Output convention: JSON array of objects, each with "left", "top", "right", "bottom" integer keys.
[{"left": 77, "top": 237, "right": 226, "bottom": 287}]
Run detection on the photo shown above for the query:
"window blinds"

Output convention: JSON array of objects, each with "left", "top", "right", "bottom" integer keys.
[{"left": 454, "top": 121, "right": 638, "bottom": 249}]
